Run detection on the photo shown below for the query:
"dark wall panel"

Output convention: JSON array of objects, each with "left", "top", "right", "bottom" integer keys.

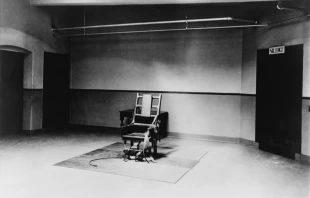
[
  {"left": 0, "top": 50, "right": 24, "bottom": 134},
  {"left": 43, "top": 52, "right": 70, "bottom": 129}
]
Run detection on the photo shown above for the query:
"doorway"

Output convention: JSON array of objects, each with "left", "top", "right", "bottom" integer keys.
[
  {"left": 43, "top": 52, "right": 70, "bottom": 129},
  {"left": 256, "top": 44, "right": 303, "bottom": 159},
  {"left": 0, "top": 50, "right": 24, "bottom": 134}
]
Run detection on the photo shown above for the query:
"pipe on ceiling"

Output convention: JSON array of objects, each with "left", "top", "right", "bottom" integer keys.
[
  {"left": 268, "top": 13, "right": 310, "bottom": 26},
  {"left": 54, "top": 24, "right": 268, "bottom": 37},
  {"left": 51, "top": 17, "right": 257, "bottom": 32},
  {"left": 53, "top": 12, "right": 310, "bottom": 37},
  {"left": 277, "top": 0, "right": 308, "bottom": 14}
]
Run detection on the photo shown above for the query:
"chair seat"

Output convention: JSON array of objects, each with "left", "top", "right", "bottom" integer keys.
[
  {"left": 122, "top": 132, "right": 149, "bottom": 140},
  {"left": 122, "top": 124, "right": 155, "bottom": 134},
  {"left": 122, "top": 124, "right": 149, "bottom": 131}
]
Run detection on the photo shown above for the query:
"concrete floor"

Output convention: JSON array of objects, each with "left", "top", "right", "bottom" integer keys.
[{"left": 0, "top": 130, "right": 309, "bottom": 198}]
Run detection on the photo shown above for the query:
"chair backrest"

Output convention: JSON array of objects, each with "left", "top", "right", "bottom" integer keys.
[
  {"left": 141, "top": 94, "right": 152, "bottom": 117},
  {"left": 132, "top": 93, "right": 162, "bottom": 125}
]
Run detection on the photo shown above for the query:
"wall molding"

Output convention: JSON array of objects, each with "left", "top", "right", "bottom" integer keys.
[
  {"left": 67, "top": 125, "right": 242, "bottom": 144},
  {"left": 68, "top": 124, "right": 121, "bottom": 134},
  {"left": 69, "top": 89, "right": 257, "bottom": 97},
  {"left": 23, "top": 129, "right": 42, "bottom": 135},
  {"left": 167, "top": 131, "right": 240, "bottom": 143},
  {"left": 69, "top": 89, "right": 310, "bottom": 99},
  {"left": 28, "top": 124, "right": 309, "bottom": 165},
  {"left": 65, "top": 125, "right": 243, "bottom": 144},
  {"left": 240, "top": 138, "right": 259, "bottom": 148}
]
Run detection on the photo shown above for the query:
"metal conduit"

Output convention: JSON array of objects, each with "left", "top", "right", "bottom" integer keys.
[
  {"left": 55, "top": 24, "right": 268, "bottom": 37},
  {"left": 51, "top": 0, "right": 310, "bottom": 37},
  {"left": 51, "top": 17, "right": 257, "bottom": 31},
  {"left": 51, "top": 13, "right": 310, "bottom": 37},
  {"left": 277, "top": 0, "right": 308, "bottom": 14},
  {"left": 268, "top": 14, "right": 310, "bottom": 26}
]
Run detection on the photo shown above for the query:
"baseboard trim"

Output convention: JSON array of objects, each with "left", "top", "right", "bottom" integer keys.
[
  {"left": 67, "top": 126, "right": 247, "bottom": 145},
  {"left": 167, "top": 132, "right": 240, "bottom": 143},
  {"left": 240, "top": 138, "right": 259, "bottom": 149},
  {"left": 301, "top": 154, "right": 310, "bottom": 165},
  {"left": 68, "top": 124, "right": 121, "bottom": 134},
  {"left": 24, "top": 125, "right": 309, "bottom": 166}
]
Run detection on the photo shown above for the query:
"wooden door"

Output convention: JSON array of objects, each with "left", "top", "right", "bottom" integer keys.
[
  {"left": 256, "top": 44, "right": 303, "bottom": 159},
  {"left": 43, "top": 52, "right": 70, "bottom": 129}
]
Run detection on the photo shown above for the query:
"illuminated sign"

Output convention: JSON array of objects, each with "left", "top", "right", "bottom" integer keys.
[{"left": 269, "top": 46, "right": 285, "bottom": 55}]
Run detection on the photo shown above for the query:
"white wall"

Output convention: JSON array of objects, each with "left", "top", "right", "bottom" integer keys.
[
  {"left": 71, "top": 30, "right": 242, "bottom": 93},
  {"left": 70, "top": 29, "right": 244, "bottom": 138}
]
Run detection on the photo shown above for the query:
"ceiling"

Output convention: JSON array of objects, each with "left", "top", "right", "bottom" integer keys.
[{"left": 38, "top": 0, "right": 309, "bottom": 36}]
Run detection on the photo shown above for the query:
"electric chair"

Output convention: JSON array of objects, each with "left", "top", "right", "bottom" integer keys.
[{"left": 121, "top": 93, "right": 162, "bottom": 161}]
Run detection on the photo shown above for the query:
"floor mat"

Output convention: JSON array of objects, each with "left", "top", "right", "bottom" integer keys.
[{"left": 54, "top": 142, "right": 207, "bottom": 183}]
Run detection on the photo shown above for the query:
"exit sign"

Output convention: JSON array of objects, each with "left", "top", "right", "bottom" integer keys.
[{"left": 269, "top": 46, "right": 285, "bottom": 55}]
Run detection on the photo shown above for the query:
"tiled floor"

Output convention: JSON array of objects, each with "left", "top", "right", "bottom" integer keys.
[{"left": 0, "top": 130, "right": 309, "bottom": 198}]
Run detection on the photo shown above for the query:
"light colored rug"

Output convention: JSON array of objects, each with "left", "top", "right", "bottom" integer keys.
[{"left": 54, "top": 142, "right": 207, "bottom": 183}]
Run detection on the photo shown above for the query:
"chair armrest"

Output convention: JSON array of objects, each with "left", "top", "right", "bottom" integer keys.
[{"left": 121, "top": 124, "right": 133, "bottom": 136}]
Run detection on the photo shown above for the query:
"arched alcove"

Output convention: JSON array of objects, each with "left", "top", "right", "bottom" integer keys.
[{"left": 0, "top": 45, "right": 31, "bottom": 54}]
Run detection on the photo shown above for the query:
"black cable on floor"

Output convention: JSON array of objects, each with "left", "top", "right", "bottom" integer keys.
[{"left": 89, "top": 156, "right": 123, "bottom": 167}]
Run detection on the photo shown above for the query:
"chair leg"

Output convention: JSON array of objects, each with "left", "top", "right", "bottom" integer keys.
[
  {"left": 148, "top": 147, "right": 151, "bottom": 155},
  {"left": 153, "top": 140, "right": 157, "bottom": 155}
]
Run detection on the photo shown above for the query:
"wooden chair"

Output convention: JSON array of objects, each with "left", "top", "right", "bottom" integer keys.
[{"left": 121, "top": 93, "right": 162, "bottom": 155}]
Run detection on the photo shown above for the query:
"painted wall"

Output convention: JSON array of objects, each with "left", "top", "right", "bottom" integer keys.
[
  {"left": 0, "top": 0, "right": 69, "bottom": 131},
  {"left": 70, "top": 29, "right": 243, "bottom": 138},
  {"left": 240, "top": 28, "right": 257, "bottom": 143},
  {"left": 302, "top": 100, "right": 310, "bottom": 156},
  {"left": 71, "top": 30, "right": 242, "bottom": 93},
  {"left": 242, "top": 17, "right": 310, "bottom": 96},
  {"left": 240, "top": 95, "right": 256, "bottom": 142},
  {"left": 0, "top": 0, "right": 68, "bottom": 89},
  {"left": 241, "top": 16, "right": 310, "bottom": 156}
]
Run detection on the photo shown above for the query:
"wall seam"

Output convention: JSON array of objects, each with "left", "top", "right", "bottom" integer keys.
[{"left": 68, "top": 89, "right": 257, "bottom": 96}]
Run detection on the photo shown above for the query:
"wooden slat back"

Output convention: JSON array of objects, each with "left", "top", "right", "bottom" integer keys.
[
  {"left": 132, "top": 93, "right": 162, "bottom": 125},
  {"left": 141, "top": 94, "right": 152, "bottom": 116}
]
